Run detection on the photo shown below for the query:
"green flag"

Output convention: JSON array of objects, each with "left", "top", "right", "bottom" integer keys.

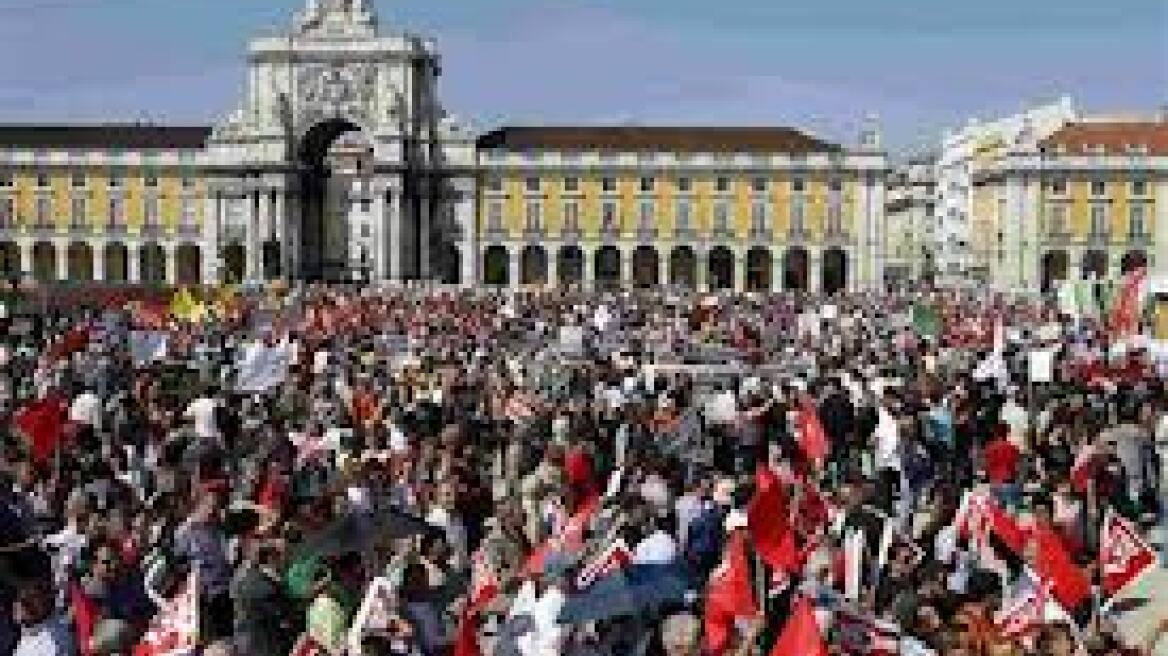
[{"left": 912, "top": 302, "right": 941, "bottom": 338}]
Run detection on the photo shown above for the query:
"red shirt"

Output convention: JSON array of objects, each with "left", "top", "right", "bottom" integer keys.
[{"left": 983, "top": 439, "right": 1020, "bottom": 484}]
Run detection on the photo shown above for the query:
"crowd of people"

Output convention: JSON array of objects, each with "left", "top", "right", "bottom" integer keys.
[{"left": 0, "top": 282, "right": 1165, "bottom": 656}]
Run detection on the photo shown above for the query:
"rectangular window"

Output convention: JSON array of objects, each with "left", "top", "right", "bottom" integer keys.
[
  {"left": 181, "top": 198, "right": 197, "bottom": 227},
  {"left": 1129, "top": 205, "right": 1146, "bottom": 237},
  {"left": 109, "top": 172, "right": 122, "bottom": 189},
  {"left": 676, "top": 201, "right": 691, "bottom": 230},
  {"left": 676, "top": 177, "right": 692, "bottom": 193},
  {"left": 359, "top": 198, "right": 371, "bottom": 213},
  {"left": 145, "top": 174, "right": 159, "bottom": 188},
  {"left": 525, "top": 201, "right": 541, "bottom": 232},
  {"left": 181, "top": 176, "right": 195, "bottom": 190},
  {"left": 1090, "top": 204, "right": 1107, "bottom": 235},
  {"left": 36, "top": 197, "right": 50, "bottom": 227},
  {"left": 1131, "top": 179, "right": 1147, "bottom": 196},
  {"left": 71, "top": 171, "right": 86, "bottom": 188},
  {"left": 0, "top": 198, "right": 12, "bottom": 226},
  {"left": 71, "top": 197, "right": 86, "bottom": 227},
  {"left": 792, "top": 177, "right": 806, "bottom": 193},
  {"left": 0, "top": 171, "right": 11, "bottom": 187},
  {"left": 713, "top": 202, "right": 729, "bottom": 233},
  {"left": 829, "top": 178, "right": 843, "bottom": 193},
  {"left": 751, "top": 177, "right": 768, "bottom": 193},
  {"left": 601, "top": 201, "right": 617, "bottom": 232},
  {"left": 486, "top": 176, "right": 503, "bottom": 192},
  {"left": 639, "top": 176, "right": 655, "bottom": 193},
  {"left": 144, "top": 197, "right": 160, "bottom": 226},
  {"left": 360, "top": 224, "right": 371, "bottom": 239},
  {"left": 36, "top": 172, "right": 50, "bottom": 189},
  {"left": 524, "top": 177, "right": 541, "bottom": 193},
  {"left": 601, "top": 177, "right": 617, "bottom": 193},
  {"left": 827, "top": 200, "right": 842, "bottom": 233},
  {"left": 487, "top": 201, "right": 503, "bottom": 231},
  {"left": 791, "top": 198, "right": 805, "bottom": 233},
  {"left": 563, "top": 201, "right": 579, "bottom": 232},
  {"left": 715, "top": 176, "right": 731, "bottom": 193},
  {"left": 1090, "top": 179, "right": 1106, "bottom": 196},
  {"left": 563, "top": 176, "right": 579, "bottom": 193},
  {"left": 639, "top": 201, "right": 654, "bottom": 230},
  {"left": 1049, "top": 178, "right": 1067, "bottom": 194},
  {"left": 750, "top": 202, "right": 768, "bottom": 232},
  {"left": 1048, "top": 204, "right": 1067, "bottom": 234}
]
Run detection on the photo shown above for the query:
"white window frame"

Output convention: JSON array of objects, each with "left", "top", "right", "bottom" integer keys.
[
  {"left": 71, "top": 197, "right": 86, "bottom": 228},
  {"left": 639, "top": 201, "right": 654, "bottom": 230},
  {"left": 676, "top": 200, "right": 691, "bottom": 231},
  {"left": 35, "top": 196, "right": 50, "bottom": 227},
  {"left": 487, "top": 201, "right": 503, "bottom": 232},
  {"left": 1129, "top": 204, "right": 1146, "bottom": 236},
  {"left": 525, "top": 201, "right": 542, "bottom": 232},
  {"left": 601, "top": 201, "right": 617, "bottom": 232},
  {"left": 750, "top": 201, "right": 768, "bottom": 232},
  {"left": 1090, "top": 204, "right": 1107, "bottom": 235},
  {"left": 563, "top": 201, "right": 579, "bottom": 232},
  {"left": 713, "top": 201, "right": 730, "bottom": 233}
]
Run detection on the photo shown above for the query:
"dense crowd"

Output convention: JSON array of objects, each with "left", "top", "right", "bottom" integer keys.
[{"left": 0, "top": 283, "right": 1165, "bottom": 656}]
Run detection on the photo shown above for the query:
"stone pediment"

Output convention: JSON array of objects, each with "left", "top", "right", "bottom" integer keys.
[{"left": 294, "top": 0, "right": 377, "bottom": 40}]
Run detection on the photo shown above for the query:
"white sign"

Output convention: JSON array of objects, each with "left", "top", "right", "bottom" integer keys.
[{"left": 1028, "top": 349, "right": 1054, "bottom": 383}]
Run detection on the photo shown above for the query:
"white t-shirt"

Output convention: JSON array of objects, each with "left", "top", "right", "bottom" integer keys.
[
  {"left": 184, "top": 397, "right": 219, "bottom": 440},
  {"left": 634, "top": 530, "right": 678, "bottom": 565},
  {"left": 69, "top": 392, "right": 102, "bottom": 429}
]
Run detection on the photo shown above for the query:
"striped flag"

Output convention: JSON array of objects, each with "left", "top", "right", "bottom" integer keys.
[
  {"left": 835, "top": 609, "right": 901, "bottom": 656},
  {"left": 133, "top": 571, "right": 198, "bottom": 656}
]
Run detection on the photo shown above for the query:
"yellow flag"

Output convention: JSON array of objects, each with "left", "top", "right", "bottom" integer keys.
[{"left": 170, "top": 287, "right": 205, "bottom": 323}]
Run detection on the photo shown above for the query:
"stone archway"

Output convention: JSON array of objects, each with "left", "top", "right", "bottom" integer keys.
[
  {"left": 67, "top": 242, "right": 93, "bottom": 282},
  {"left": 784, "top": 247, "right": 808, "bottom": 291},
  {"left": 745, "top": 247, "right": 772, "bottom": 292},
  {"left": 177, "top": 244, "right": 202, "bottom": 286},
  {"left": 708, "top": 246, "right": 734, "bottom": 290},
  {"left": 32, "top": 242, "right": 55, "bottom": 282},
  {"left": 670, "top": 246, "right": 697, "bottom": 288},
  {"left": 296, "top": 118, "right": 370, "bottom": 282},
  {"left": 222, "top": 243, "right": 246, "bottom": 284},
  {"left": 632, "top": 245, "right": 659, "bottom": 288},
  {"left": 1041, "top": 250, "right": 1068, "bottom": 293},
  {"left": 557, "top": 245, "right": 584, "bottom": 287},
  {"left": 104, "top": 243, "right": 128, "bottom": 283},
  {"left": 595, "top": 246, "right": 621, "bottom": 290},
  {"left": 440, "top": 243, "right": 461, "bottom": 285},
  {"left": 483, "top": 245, "right": 509, "bottom": 286},
  {"left": 822, "top": 247, "right": 848, "bottom": 296},
  {"left": 0, "top": 241, "right": 18, "bottom": 281},
  {"left": 521, "top": 244, "right": 548, "bottom": 286},
  {"left": 140, "top": 242, "right": 166, "bottom": 284}
]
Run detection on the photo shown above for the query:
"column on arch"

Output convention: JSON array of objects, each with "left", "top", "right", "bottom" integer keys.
[
  {"left": 581, "top": 245, "right": 594, "bottom": 290},
  {"left": 54, "top": 239, "right": 68, "bottom": 282},
  {"left": 92, "top": 240, "right": 105, "bottom": 282},
  {"left": 808, "top": 248, "right": 821, "bottom": 294},
  {"left": 507, "top": 245, "right": 519, "bottom": 289},
  {"left": 164, "top": 242, "right": 177, "bottom": 285},
  {"left": 127, "top": 242, "right": 141, "bottom": 283},
  {"left": 371, "top": 179, "right": 387, "bottom": 282}
]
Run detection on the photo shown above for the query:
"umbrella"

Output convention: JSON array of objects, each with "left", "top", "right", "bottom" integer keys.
[
  {"left": 557, "top": 563, "right": 693, "bottom": 625},
  {"left": 296, "top": 508, "right": 439, "bottom": 558}
]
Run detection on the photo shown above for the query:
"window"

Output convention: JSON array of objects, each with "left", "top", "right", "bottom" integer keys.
[
  {"left": 71, "top": 197, "right": 86, "bottom": 227},
  {"left": 1049, "top": 178, "right": 1067, "bottom": 194},
  {"left": 750, "top": 202, "right": 768, "bottom": 232},
  {"left": 715, "top": 176, "right": 731, "bottom": 193},
  {"left": 1090, "top": 179, "right": 1106, "bottom": 196},
  {"left": 524, "top": 177, "right": 541, "bottom": 193},
  {"left": 1131, "top": 179, "right": 1147, "bottom": 196},
  {"left": 563, "top": 176, "right": 579, "bottom": 193},
  {"left": 791, "top": 198, "right": 805, "bottom": 233},
  {"left": 601, "top": 201, "right": 617, "bottom": 232},
  {"left": 639, "top": 177, "right": 655, "bottom": 193},
  {"left": 601, "top": 177, "right": 617, "bottom": 193},
  {"left": 486, "top": 176, "right": 503, "bottom": 193},
  {"left": 829, "top": 178, "right": 843, "bottom": 193},
  {"left": 359, "top": 198, "right": 372, "bottom": 213},
  {"left": 751, "top": 177, "right": 768, "bottom": 193},
  {"left": 677, "top": 177, "right": 692, "bottom": 193},
  {"left": 145, "top": 174, "right": 159, "bottom": 188},
  {"left": 144, "top": 197, "right": 160, "bottom": 226},
  {"left": 1048, "top": 205, "right": 1067, "bottom": 234},
  {"left": 181, "top": 198, "right": 196, "bottom": 227},
  {"left": 639, "top": 201, "right": 654, "bottom": 230},
  {"left": 182, "top": 176, "right": 195, "bottom": 190},
  {"left": 36, "top": 172, "right": 50, "bottom": 188},
  {"left": 109, "top": 172, "right": 122, "bottom": 189},
  {"left": 109, "top": 198, "right": 124, "bottom": 227},
  {"left": 487, "top": 201, "right": 503, "bottom": 231},
  {"left": 36, "top": 197, "right": 50, "bottom": 227},
  {"left": 792, "top": 177, "right": 805, "bottom": 193},
  {"left": 827, "top": 201, "right": 842, "bottom": 233},
  {"left": 0, "top": 198, "right": 12, "bottom": 227},
  {"left": 676, "top": 201, "right": 691, "bottom": 231},
  {"left": 1090, "top": 204, "right": 1107, "bottom": 235},
  {"left": 525, "top": 201, "right": 542, "bottom": 232},
  {"left": 1130, "top": 205, "right": 1146, "bottom": 237},
  {"left": 713, "top": 202, "right": 729, "bottom": 232},
  {"left": 360, "top": 224, "right": 371, "bottom": 239},
  {"left": 0, "top": 171, "right": 11, "bottom": 187},
  {"left": 563, "top": 201, "right": 579, "bottom": 232},
  {"left": 71, "top": 171, "right": 86, "bottom": 188}
]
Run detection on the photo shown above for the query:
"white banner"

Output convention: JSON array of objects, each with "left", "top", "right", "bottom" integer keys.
[
  {"left": 236, "top": 340, "right": 293, "bottom": 393},
  {"left": 1028, "top": 349, "right": 1054, "bottom": 383}
]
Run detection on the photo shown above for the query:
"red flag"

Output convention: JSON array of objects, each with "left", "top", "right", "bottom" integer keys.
[
  {"left": 133, "top": 571, "right": 198, "bottom": 656},
  {"left": 70, "top": 581, "right": 98, "bottom": 656},
  {"left": 703, "top": 532, "right": 759, "bottom": 655},
  {"left": 748, "top": 465, "right": 797, "bottom": 574},
  {"left": 1069, "top": 444, "right": 1099, "bottom": 495},
  {"left": 1108, "top": 267, "right": 1146, "bottom": 340},
  {"left": 769, "top": 598, "right": 828, "bottom": 656},
  {"left": 452, "top": 611, "right": 483, "bottom": 656},
  {"left": 47, "top": 324, "right": 92, "bottom": 362},
  {"left": 12, "top": 395, "right": 72, "bottom": 464},
  {"left": 796, "top": 402, "right": 830, "bottom": 464},
  {"left": 986, "top": 502, "right": 1028, "bottom": 555},
  {"left": 1100, "top": 510, "right": 1157, "bottom": 599},
  {"left": 1031, "top": 525, "right": 1091, "bottom": 611},
  {"left": 453, "top": 552, "right": 500, "bottom": 656},
  {"left": 575, "top": 538, "right": 633, "bottom": 589}
]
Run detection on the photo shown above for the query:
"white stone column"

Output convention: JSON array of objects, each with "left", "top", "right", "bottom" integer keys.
[
  {"left": 164, "top": 242, "right": 177, "bottom": 284},
  {"left": 54, "top": 239, "right": 67, "bottom": 282},
  {"left": 92, "top": 241, "right": 104, "bottom": 282},
  {"left": 419, "top": 186, "right": 432, "bottom": 280},
  {"left": 507, "top": 246, "right": 519, "bottom": 288},
  {"left": 808, "top": 250, "right": 821, "bottom": 294},
  {"left": 244, "top": 191, "right": 259, "bottom": 282},
  {"left": 388, "top": 185, "right": 402, "bottom": 282},
  {"left": 18, "top": 241, "right": 32, "bottom": 280},
  {"left": 371, "top": 181, "right": 387, "bottom": 282},
  {"left": 736, "top": 247, "right": 748, "bottom": 292},
  {"left": 127, "top": 242, "right": 141, "bottom": 283},
  {"left": 620, "top": 248, "right": 632, "bottom": 288},
  {"left": 695, "top": 247, "right": 707, "bottom": 292},
  {"left": 457, "top": 181, "right": 476, "bottom": 287},
  {"left": 284, "top": 188, "right": 299, "bottom": 282},
  {"left": 548, "top": 249, "right": 559, "bottom": 287},
  {"left": 582, "top": 246, "right": 594, "bottom": 290},
  {"left": 658, "top": 252, "right": 668, "bottom": 287},
  {"left": 272, "top": 187, "right": 285, "bottom": 279},
  {"left": 772, "top": 254, "right": 784, "bottom": 293}
]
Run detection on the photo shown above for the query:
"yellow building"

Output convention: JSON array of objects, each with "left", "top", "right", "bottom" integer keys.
[
  {"left": 475, "top": 126, "right": 887, "bottom": 292},
  {"left": 974, "top": 117, "right": 1167, "bottom": 291},
  {"left": 0, "top": 126, "right": 209, "bottom": 285}
]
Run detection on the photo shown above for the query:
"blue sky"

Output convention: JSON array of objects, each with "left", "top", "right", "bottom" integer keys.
[{"left": 0, "top": 0, "right": 1164, "bottom": 153}]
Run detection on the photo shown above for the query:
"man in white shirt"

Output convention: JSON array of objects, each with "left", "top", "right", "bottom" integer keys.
[
  {"left": 69, "top": 387, "right": 102, "bottom": 432},
  {"left": 184, "top": 394, "right": 220, "bottom": 442},
  {"left": 634, "top": 518, "right": 678, "bottom": 565}
]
